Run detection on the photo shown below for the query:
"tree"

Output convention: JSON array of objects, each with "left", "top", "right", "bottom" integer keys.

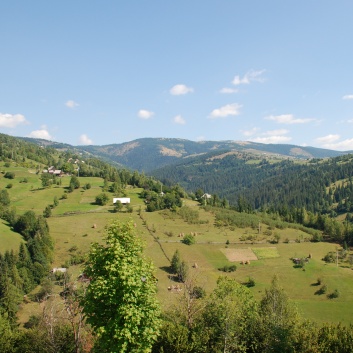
[
  {"left": 203, "top": 276, "right": 259, "bottom": 352},
  {"left": 43, "top": 205, "right": 52, "bottom": 218},
  {"left": 0, "top": 189, "right": 10, "bottom": 207},
  {"left": 95, "top": 193, "right": 109, "bottom": 206},
  {"left": 69, "top": 176, "right": 80, "bottom": 192},
  {"left": 258, "top": 275, "right": 299, "bottom": 352},
  {"left": 82, "top": 220, "right": 161, "bottom": 352},
  {"left": 170, "top": 250, "right": 181, "bottom": 274},
  {"left": 41, "top": 173, "right": 53, "bottom": 188}
]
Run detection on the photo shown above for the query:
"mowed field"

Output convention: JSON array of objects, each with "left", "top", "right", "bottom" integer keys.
[{"left": 1, "top": 162, "right": 353, "bottom": 325}]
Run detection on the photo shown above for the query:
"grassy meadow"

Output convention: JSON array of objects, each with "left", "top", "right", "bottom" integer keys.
[{"left": 1, "top": 161, "right": 353, "bottom": 325}]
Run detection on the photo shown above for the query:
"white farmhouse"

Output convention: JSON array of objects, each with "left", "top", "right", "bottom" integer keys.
[{"left": 113, "top": 197, "right": 131, "bottom": 205}]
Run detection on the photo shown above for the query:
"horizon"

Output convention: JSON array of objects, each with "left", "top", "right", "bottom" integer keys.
[
  {"left": 14, "top": 133, "right": 352, "bottom": 153},
  {"left": 1, "top": 1, "right": 353, "bottom": 150}
]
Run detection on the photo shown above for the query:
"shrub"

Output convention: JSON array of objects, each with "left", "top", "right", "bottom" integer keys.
[
  {"left": 6, "top": 183, "right": 13, "bottom": 189},
  {"left": 95, "top": 193, "right": 109, "bottom": 205},
  {"left": 322, "top": 251, "right": 336, "bottom": 263},
  {"left": 4, "top": 172, "right": 15, "bottom": 179},
  {"left": 328, "top": 289, "right": 340, "bottom": 299},
  {"left": 182, "top": 234, "right": 196, "bottom": 245},
  {"left": 218, "top": 264, "right": 236, "bottom": 272},
  {"left": 191, "top": 286, "right": 206, "bottom": 299},
  {"left": 247, "top": 277, "right": 255, "bottom": 287}
]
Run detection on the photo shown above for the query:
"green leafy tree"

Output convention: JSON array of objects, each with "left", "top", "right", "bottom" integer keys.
[
  {"left": 82, "top": 220, "right": 161, "bottom": 352},
  {"left": 258, "top": 275, "right": 300, "bottom": 352},
  {"left": 171, "top": 250, "right": 181, "bottom": 274},
  {"left": 43, "top": 205, "right": 52, "bottom": 218},
  {"left": 69, "top": 175, "right": 80, "bottom": 192},
  {"left": 203, "top": 276, "right": 259, "bottom": 353},
  {"left": 0, "top": 189, "right": 10, "bottom": 206},
  {"left": 95, "top": 193, "right": 109, "bottom": 206},
  {"left": 40, "top": 173, "right": 53, "bottom": 188}
]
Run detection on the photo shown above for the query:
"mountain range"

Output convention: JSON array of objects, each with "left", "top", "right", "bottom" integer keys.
[{"left": 20, "top": 137, "right": 350, "bottom": 172}]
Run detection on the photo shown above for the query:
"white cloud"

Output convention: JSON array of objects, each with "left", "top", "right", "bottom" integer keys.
[
  {"left": 28, "top": 129, "right": 52, "bottom": 140},
  {"left": 251, "top": 135, "right": 292, "bottom": 144},
  {"left": 220, "top": 87, "right": 238, "bottom": 94},
  {"left": 79, "top": 134, "right": 93, "bottom": 145},
  {"left": 138, "top": 109, "right": 154, "bottom": 119},
  {"left": 0, "top": 113, "right": 28, "bottom": 128},
  {"left": 315, "top": 134, "right": 340, "bottom": 144},
  {"left": 262, "top": 129, "right": 289, "bottom": 136},
  {"left": 209, "top": 103, "right": 242, "bottom": 119},
  {"left": 342, "top": 95, "right": 353, "bottom": 100},
  {"left": 347, "top": 119, "right": 353, "bottom": 123},
  {"left": 232, "top": 69, "right": 266, "bottom": 86},
  {"left": 265, "top": 114, "right": 314, "bottom": 124},
  {"left": 173, "top": 115, "right": 186, "bottom": 125},
  {"left": 169, "top": 84, "right": 194, "bottom": 96},
  {"left": 65, "top": 100, "right": 79, "bottom": 108},
  {"left": 249, "top": 128, "right": 291, "bottom": 144},
  {"left": 242, "top": 127, "right": 260, "bottom": 137},
  {"left": 319, "top": 138, "right": 353, "bottom": 151}
]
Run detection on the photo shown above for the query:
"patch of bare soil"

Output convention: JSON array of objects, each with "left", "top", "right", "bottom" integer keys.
[{"left": 220, "top": 248, "right": 258, "bottom": 262}]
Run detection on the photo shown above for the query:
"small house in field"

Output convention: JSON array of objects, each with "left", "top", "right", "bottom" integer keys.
[
  {"left": 113, "top": 197, "right": 131, "bottom": 205},
  {"left": 51, "top": 267, "right": 67, "bottom": 273}
]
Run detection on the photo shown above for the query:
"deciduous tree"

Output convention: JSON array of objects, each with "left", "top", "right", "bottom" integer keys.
[{"left": 82, "top": 220, "right": 161, "bottom": 352}]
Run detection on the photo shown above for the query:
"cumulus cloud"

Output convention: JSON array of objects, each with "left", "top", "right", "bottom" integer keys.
[
  {"left": 0, "top": 113, "right": 28, "bottom": 128},
  {"left": 209, "top": 103, "right": 242, "bottom": 119},
  {"left": 169, "top": 84, "right": 194, "bottom": 96},
  {"left": 265, "top": 114, "right": 314, "bottom": 124},
  {"left": 65, "top": 100, "right": 79, "bottom": 108},
  {"left": 342, "top": 95, "right": 353, "bottom": 100},
  {"left": 232, "top": 69, "right": 266, "bottom": 86},
  {"left": 249, "top": 128, "right": 291, "bottom": 144},
  {"left": 220, "top": 87, "right": 238, "bottom": 94},
  {"left": 79, "top": 134, "right": 93, "bottom": 145},
  {"left": 173, "top": 115, "right": 186, "bottom": 125},
  {"left": 315, "top": 134, "right": 340, "bottom": 144},
  {"left": 318, "top": 138, "right": 353, "bottom": 151},
  {"left": 251, "top": 135, "right": 292, "bottom": 144},
  {"left": 138, "top": 109, "right": 154, "bottom": 119},
  {"left": 28, "top": 129, "right": 52, "bottom": 140}
]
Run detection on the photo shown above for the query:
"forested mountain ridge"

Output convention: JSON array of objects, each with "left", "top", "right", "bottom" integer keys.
[
  {"left": 152, "top": 151, "right": 353, "bottom": 216},
  {"left": 20, "top": 136, "right": 350, "bottom": 172}
]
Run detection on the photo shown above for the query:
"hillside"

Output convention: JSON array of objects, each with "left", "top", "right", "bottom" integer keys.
[
  {"left": 20, "top": 136, "right": 350, "bottom": 172},
  {"left": 2, "top": 135, "right": 353, "bottom": 351},
  {"left": 1, "top": 158, "right": 353, "bottom": 327}
]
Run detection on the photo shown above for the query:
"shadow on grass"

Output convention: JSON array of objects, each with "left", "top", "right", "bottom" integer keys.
[{"left": 160, "top": 266, "right": 173, "bottom": 275}]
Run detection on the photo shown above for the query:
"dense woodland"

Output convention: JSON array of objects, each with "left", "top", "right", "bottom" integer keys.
[{"left": 1, "top": 133, "right": 353, "bottom": 352}]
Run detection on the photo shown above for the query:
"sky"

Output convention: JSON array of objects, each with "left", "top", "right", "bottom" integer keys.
[{"left": 1, "top": 1, "right": 353, "bottom": 150}]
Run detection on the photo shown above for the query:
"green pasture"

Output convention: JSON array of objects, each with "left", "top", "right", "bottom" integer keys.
[
  {"left": 0, "top": 219, "right": 23, "bottom": 253},
  {"left": 2, "top": 163, "right": 353, "bottom": 325}
]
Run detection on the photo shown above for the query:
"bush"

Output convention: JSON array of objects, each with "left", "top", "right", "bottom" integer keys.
[
  {"left": 4, "top": 171, "right": 15, "bottom": 179},
  {"left": 6, "top": 183, "right": 13, "bottom": 189},
  {"left": 328, "top": 289, "right": 340, "bottom": 299},
  {"left": 182, "top": 234, "right": 196, "bottom": 245},
  {"left": 247, "top": 277, "right": 255, "bottom": 287},
  {"left": 96, "top": 193, "right": 109, "bottom": 205},
  {"left": 218, "top": 264, "right": 236, "bottom": 272}
]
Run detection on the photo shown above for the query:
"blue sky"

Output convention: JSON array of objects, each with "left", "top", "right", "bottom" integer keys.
[{"left": 1, "top": 1, "right": 353, "bottom": 150}]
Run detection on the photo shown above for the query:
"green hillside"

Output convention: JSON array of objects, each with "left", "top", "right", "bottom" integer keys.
[{"left": 2, "top": 134, "right": 353, "bottom": 351}]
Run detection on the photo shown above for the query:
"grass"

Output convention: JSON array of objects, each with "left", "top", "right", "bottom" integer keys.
[
  {"left": 2, "top": 162, "right": 353, "bottom": 325},
  {"left": 251, "top": 247, "right": 280, "bottom": 259}
]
